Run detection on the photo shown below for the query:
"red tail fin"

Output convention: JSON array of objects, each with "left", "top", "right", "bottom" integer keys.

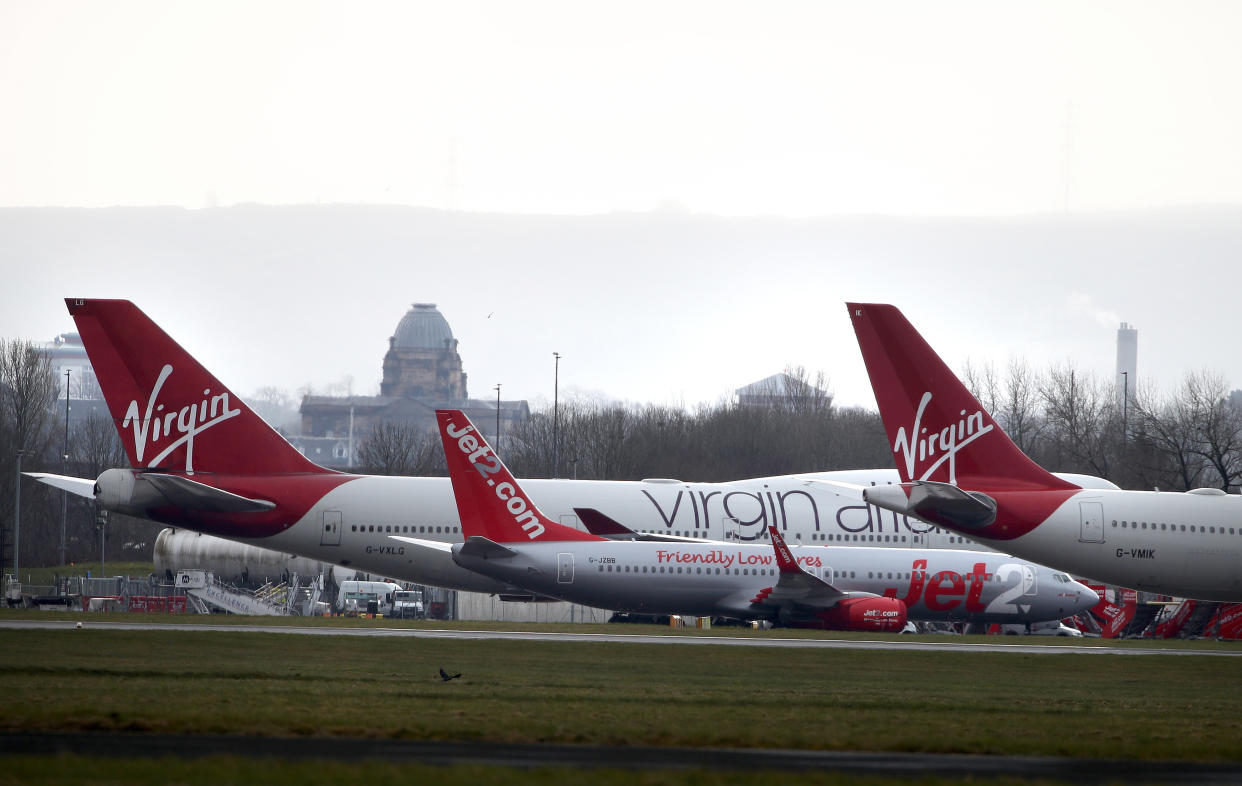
[
  {"left": 436, "top": 409, "right": 601, "bottom": 543},
  {"left": 846, "top": 303, "right": 1073, "bottom": 492},
  {"left": 67, "top": 299, "right": 329, "bottom": 476}
]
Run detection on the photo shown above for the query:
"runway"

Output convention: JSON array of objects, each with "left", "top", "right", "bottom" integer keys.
[{"left": 4, "top": 618, "right": 1239, "bottom": 656}]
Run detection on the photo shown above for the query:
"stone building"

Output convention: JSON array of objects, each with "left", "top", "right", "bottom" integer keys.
[{"left": 294, "top": 303, "right": 528, "bottom": 468}]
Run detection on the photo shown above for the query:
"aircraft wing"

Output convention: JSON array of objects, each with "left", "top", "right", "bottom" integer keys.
[
  {"left": 794, "top": 478, "right": 868, "bottom": 498},
  {"left": 26, "top": 472, "right": 97, "bottom": 498},
  {"left": 748, "top": 527, "right": 846, "bottom": 612},
  {"left": 27, "top": 470, "right": 275, "bottom": 514},
  {"left": 864, "top": 480, "right": 997, "bottom": 531}
]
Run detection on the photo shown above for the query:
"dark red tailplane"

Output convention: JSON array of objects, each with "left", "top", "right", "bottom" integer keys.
[{"left": 68, "top": 299, "right": 330, "bottom": 476}]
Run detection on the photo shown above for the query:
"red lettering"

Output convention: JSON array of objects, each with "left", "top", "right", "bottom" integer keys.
[
  {"left": 884, "top": 559, "right": 927, "bottom": 606},
  {"left": 964, "top": 562, "right": 992, "bottom": 613},
  {"left": 924, "top": 571, "right": 965, "bottom": 611}
]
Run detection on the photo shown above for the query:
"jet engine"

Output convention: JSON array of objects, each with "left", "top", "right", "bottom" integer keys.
[
  {"left": 94, "top": 468, "right": 164, "bottom": 514},
  {"left": 817, "top": 596, "right": 908, "bottom": 633}
]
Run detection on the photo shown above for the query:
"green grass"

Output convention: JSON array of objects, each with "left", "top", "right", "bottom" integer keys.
[{"left": 1, "top": 623, "right": 1240, "bottom": 762}]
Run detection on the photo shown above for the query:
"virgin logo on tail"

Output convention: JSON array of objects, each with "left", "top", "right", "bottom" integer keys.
[
  {"left": 122, "top": 364, "right": 241, "bottom": 473},
  {"left": 893, "top": 392, "right": 993, "bottom": 484}
]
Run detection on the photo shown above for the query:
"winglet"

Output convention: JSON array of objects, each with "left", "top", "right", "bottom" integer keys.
[
  {"left": 437, "top": 409, "right": 602, "bottom": 543},
  {"left": 768, "top": 526, "right": 802, "bottom": 575}
]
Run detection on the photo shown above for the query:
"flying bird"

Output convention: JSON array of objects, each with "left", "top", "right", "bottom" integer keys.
[{"left": 439, "top": 668, "right": 462, "bottom": 682}]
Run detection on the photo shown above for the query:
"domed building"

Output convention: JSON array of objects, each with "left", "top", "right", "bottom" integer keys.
[
  {"left": 296, "top": 303, "right": 528, "bottom": 468},
  {"left": 381, "top": 303, "right": 467, "bottom": 399}
]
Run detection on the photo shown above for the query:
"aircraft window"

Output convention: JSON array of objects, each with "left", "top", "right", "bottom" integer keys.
[
  {"left": 368, "top": 525, "right": 374, "bottom": 532},
  {"left": 1141, "top": 523, "right": 1146, "bottom": 530},
  {"left": 350, "top": 525, "right": 356, "bottom": 532},
  {"left": 1160, "top": 524, "right": 1166, "bottom": 530},
  {"left": 696, "top": 567, "right": 702, "bottom": 574},
  {"left": 901, "top": 537, "right": 906, "bottom": 543},
  {"left": 1211, "top": 527, "right": 1217, "bottom": 534},
  {"left": 1180, "top": 525, "right": 1186, "bottom": 531},
  {"left": 1191, "top": 526, "right": 1197, "bottom": 533}
]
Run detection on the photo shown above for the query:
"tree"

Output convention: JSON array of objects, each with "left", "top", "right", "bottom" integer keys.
[
  {"left": 0, "top": 340, "right": 58, "bottom": 569},
  {"left": 356, "top": 421, "right": 443, "bottom": 476}
]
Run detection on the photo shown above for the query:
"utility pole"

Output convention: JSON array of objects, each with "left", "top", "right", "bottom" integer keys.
[
  {"left": 553, "top": 352, "right": 561, "bottom": 478},
  {"left": 494, "top": 383, "right": 502, "bottom": 452},
  {"left": 62, "top": 368, "right": 70, "bottom": 566},
  {"left": 13, "top": 450, "right": 23, "bottom": 582}
]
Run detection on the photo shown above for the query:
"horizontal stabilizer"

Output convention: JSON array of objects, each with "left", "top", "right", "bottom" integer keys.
[
  {"left": 458, "top": 536, "right": 518, "bottom": 560},
  {"left": 573, "top": 508, "right": 713, "bottom": 543},
  {"left": 25, "top": 473, "right": 97, "bottom": 498},
  {"left": 389, "top": 536, "right": 453, "bottom": 553},
  {"left": 864, "top": 480, "right": 997, "bottom": 531},
  {"left": 140, "top": 473, "right": 276, "bottom": 514}
]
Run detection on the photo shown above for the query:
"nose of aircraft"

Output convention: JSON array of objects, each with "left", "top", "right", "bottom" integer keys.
[{"left": 1071, "top": 579, "right": 1100, "bottom": 611}]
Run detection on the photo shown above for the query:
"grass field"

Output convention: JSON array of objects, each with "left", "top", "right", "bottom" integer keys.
[{"left": 2, "top": 613, "right": 1240, "bottom": 784}]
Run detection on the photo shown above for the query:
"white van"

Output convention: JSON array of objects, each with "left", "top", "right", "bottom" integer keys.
[{"left": 336, "top": 580, "right": 403, "bottom": 616}]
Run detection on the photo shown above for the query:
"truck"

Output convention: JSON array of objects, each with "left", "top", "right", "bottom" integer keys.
[
  {"left": 391, "top": 589, "right": 425, "bottom": 619},
  {"left": 336, "top": 580, "right": 403, "bottom": 616}
]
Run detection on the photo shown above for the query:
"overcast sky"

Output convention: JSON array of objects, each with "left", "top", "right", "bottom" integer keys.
[
  {"left": 3, "top": 2, "right": 1241, "bottom": 412},
  {"left": 4, "top": 2, "right": 1241, "bottom": 215}
]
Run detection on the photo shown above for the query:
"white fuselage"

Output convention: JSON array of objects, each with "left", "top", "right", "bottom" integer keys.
[
  {"left": 980, "top": 488, "right": 1242, "bottom": 601},
  {"left": 448, "top": 539, "right": 1097, "bottom": 623}
]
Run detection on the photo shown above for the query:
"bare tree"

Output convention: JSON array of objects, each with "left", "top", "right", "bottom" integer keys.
[
  {"left": 356, "top": 421, "right": 443, "bottom": 476},
  {"left": 0, "top": 340, "right": 59, "bottom": 568},
  {"left": 1038, "top": 363, "right": 1117, "bottom": 477},
  {"left": 1182, "top": 371, "right": 1242, "bottom": 490},
  {"left": 1127, "top": 385, "right": 1206, "bottom": 491}
]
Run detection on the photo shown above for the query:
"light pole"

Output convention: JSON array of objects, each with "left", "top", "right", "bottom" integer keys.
[
  {"left": 494, "top": 383, "right": 502, "bottom": 451},
  {"left": 62, "top": 368, "right": 70, "bottom": 566},
  {"left": 13, "top": 450, "right": 23, "bottom": 583},
  {"left": 553, "top": 352, "right": 560, "bottom": 478}
]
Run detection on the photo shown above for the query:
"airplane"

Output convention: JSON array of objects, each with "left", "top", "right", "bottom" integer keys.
[
  {"left": 390, "top": 409, "right": 1097, "bottom": 629},
  {"left": 29, "top": 298, "right": 1108, "bottom": 600},
  {"left": 846, "top": 302, "right": 1242, "bottom": 602}
]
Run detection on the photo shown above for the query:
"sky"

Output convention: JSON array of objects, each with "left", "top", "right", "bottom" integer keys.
[{"left": 2, "top": 2, "right": 1242, "bottom": 412}]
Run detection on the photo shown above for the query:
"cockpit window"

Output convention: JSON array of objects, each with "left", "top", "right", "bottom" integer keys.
[{"left": 1053, "top": 573, "right": 1071, "bottom": 583}]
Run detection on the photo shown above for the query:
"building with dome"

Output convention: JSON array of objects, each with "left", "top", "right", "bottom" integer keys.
[
  {"left": 381, "top": 303, "right": 467, "bottom": 399},
  {"left": 294, "top": 303, "right": 528, "bottom": 468}
]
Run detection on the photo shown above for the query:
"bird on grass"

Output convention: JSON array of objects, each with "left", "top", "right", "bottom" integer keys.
[{"left": 439, "top": 668, "right": 462, "bottom": 682}]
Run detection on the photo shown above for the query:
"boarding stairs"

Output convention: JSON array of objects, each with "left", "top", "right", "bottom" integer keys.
[
  {"left": 176, "top": 570, "right": 290, "bottom": 616},
  {"left": 1179, "top": 601, "right": 1220, "bottom": 638}
]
